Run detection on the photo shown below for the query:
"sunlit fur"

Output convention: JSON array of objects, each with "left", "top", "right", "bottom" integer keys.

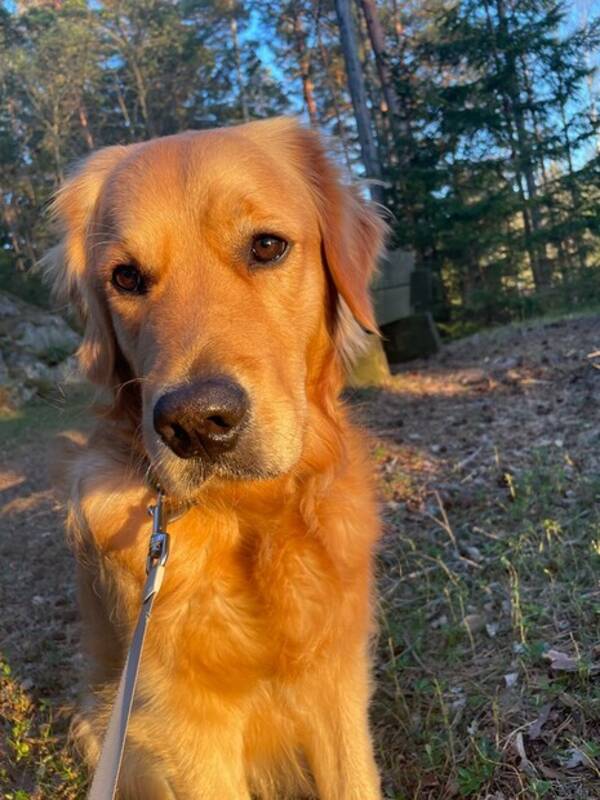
[{"left": 47, "top": 118, "right": 385, "bottom": 799}]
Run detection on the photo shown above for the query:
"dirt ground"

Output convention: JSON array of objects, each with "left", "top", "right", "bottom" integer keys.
[{"left": 1, "top": 313, "right": 600, "bottom": 799}]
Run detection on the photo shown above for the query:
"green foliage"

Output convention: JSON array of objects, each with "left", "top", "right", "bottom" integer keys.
[
  {"left": 383, "top": 0, "right": 600, "bottom": 325},
  {"left": 1, "top": 0, "right": 600, "bottom": 325},
  {"left": 0, "top": 0, "right": 289, "bottom": 303},
  {"left": 0, "top": 253, "right": 50, "bottom": 308}
]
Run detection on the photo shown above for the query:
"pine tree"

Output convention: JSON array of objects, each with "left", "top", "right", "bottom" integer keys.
[{"left": 385, "top": 0, "right": 600, "bottom": 316}]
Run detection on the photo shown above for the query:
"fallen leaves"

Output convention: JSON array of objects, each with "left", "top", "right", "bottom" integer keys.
[
  {"left": 527, "top": 703, "right": 553, "bottom": 740},
  {"left": 543, "top": 648, "right": 600, "bottom": 675},
  {"left": 543, "top": 649, "right": 580, "bottom": 672},
  {"left": 513, "top": 731, "right": 536, "bottom": 776},
  {"left": 558, "top": 747, "right": 595, "bottom": 770},
  {"left": 503, "top": 672, "right": 519, "bottom": 688}
]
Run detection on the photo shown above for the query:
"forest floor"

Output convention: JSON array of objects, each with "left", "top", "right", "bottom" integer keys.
[{"left": 1, "top": 312, "right": 600, "bottom": 799}]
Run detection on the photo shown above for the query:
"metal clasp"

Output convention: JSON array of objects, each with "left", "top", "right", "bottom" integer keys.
[{"left": 146, "top": 491, "right": 170, "bottom": 574}]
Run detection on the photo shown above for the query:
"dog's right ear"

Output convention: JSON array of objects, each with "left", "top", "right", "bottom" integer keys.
[{"left": 43, "top": 146, "right": 131, "bottom": 386}]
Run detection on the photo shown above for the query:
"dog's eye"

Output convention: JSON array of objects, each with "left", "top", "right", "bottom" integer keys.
[
  {"left": 112, "top": 264, "right": 145, "bottom": 294},
  {"left": 250, "top": 234, "right": 288, "bottom": 265}
]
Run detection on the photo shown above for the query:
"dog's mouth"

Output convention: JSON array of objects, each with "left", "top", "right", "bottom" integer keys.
[{"left": 145, "top": 436, "right": 284, "bottom": 500}]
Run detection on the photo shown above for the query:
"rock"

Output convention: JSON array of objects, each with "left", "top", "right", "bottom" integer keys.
[
  {"left": 485, "top": 622, "right": 499, "bottom": 638},
  {"left": 462, "top": 613, "right": 486, "bottom": 633},
  {"left": 6, "top": 349, "right": 54, "bottom": 383},
  {"left": 504, "top": 671, "right": 519, "bottom": 688},
  {"left": 15, "top": 315, "right": 79, "bottom": 358},
  {"left": 500, "top": 355, "right": 522, "bottom": 370},
  {"left": 460, "top": 368, "right": 488, "bottom": 386},
  {"left": 0, "top": 293, "right": 20, "bottom": 318},
  {"left": 0, "top": 290, "right": 82, "bottom": 410},
  {"left": 0, "top": 349, "right": 9, "bottom": 384},
  {"left": 55, "top": 354, "right": 82, "bottom": 385}
]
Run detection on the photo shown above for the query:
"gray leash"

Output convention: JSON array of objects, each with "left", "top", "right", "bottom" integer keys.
[{"left": 88, "top": 491, "right": 170, "bottom": 800}]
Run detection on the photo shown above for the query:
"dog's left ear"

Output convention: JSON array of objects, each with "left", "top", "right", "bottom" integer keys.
[
  {"left": 277, "top": 120, "right": 386, "bottom": 334},
  {"left": 313, "top": 173, "right": 384, "bottom": 336}
]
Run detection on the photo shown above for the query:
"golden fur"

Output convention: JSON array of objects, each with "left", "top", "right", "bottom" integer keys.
[{"left": 47, "top": 118, "right": 385, "bottom": 799}]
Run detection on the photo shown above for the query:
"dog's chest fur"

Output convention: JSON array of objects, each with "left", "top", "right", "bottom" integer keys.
[{"left": 71, "top": 446, "right": 373, "bottom": 695}]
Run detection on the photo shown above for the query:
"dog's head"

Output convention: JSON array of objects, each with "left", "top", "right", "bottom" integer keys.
[{"left": 46, "top": 119, "right": 385, "bottom": 498}]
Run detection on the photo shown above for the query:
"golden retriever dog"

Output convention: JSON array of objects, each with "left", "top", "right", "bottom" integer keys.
[{"left": 47, "top": 118, "right": 385, "bottom": 799}]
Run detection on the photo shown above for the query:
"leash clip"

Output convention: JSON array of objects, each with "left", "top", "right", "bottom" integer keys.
[{"left": 146, "top": 491, "right": 170, "bottom": 574}]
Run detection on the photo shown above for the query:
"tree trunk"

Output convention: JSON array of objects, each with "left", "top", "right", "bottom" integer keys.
[
  {"left": 390, "top": 0, "right": 404, "bottom": 48},
  {"left": 104, "top": 22, "right": 154, "bottom": 137},
  {"left": 333, "top": 0, "right": 383, "bottom": 200},
  {"left": 114, "top": 77, "right": 134, "bottom": 138},
  {"left": 78, "top": 104, "right": 95, "bottom": 150},
  {"left": 314, "top": 10, "right": 353, "bottom": 173},
  {"left": 1, "top": 202, "right": 28, "bottom": 271},
  {"left": 482, "top": 0, "right": 547, "bottom": 289},
  {"left": 230, "top": 6, "right": 250, "bottom": 123},
  {"left": 557, "top": 92, "right": 588, "bottom": 271},
  {"left": 293, "top": 10, "right": 318, "bottom": 126},
  {"left": 519, "top": 55, "right": 574, "bottom": 277},
  {"left": 357, "top": 0, "right": 420, "bottom": 237},
  {"left": 358, "top": 0, "right": 401, "bottom": 127},
  {"left": 357, "top": 12, "right": 387, "bottom": 170},
  {"left": 494, "top": 0, "right": 550, "bottom": 287}
]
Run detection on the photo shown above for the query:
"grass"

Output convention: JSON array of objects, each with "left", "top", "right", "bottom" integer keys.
[
  {"left": 366, "top": 305, "right": 600, "bottom": 799},
  {"left": 439, "top": 301, "right": 600, "bottom": 342},
  {"left": 0, "top": 389, "right": 93, "bottom": 800},
  {"left": 0, "top": 659, "right": 84, "bottom": 799},
  {"left": 0, "top": 389, "right": 92, "bottom": 444},
  {"left": 373, "top": 447, "right": 600, "bottom": 798}
]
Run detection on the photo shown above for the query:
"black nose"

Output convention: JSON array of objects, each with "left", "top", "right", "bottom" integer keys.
[{"left": 153, "top": 377, "right": 249, "bottom": 460}]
